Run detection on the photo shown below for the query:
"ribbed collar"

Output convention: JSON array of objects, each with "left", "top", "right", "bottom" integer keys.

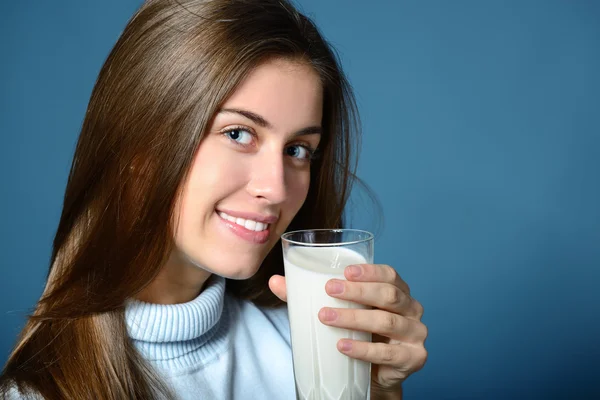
[{"left": 125, "top": 275, "right": 230, "bottom": 372}]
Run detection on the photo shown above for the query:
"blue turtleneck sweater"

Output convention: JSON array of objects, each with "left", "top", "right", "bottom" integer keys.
[{"left": 125, "top": 275, "right": 296, "bottom": 399}]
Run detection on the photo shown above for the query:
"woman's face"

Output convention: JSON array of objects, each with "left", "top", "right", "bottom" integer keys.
[{"left": 172, "top": 58, "right": 323, "bottom": 280}]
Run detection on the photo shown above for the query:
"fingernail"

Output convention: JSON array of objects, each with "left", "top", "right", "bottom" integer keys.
[
  {"left": 347, "top": 265, "right": 362, "bottom": 278},
  {"left": 327, "top": 280, "right": 344, "bottom": 295},
  {"left": 319, "top": 308, "right": 337, "bottom": 322},
  {"left": 339, "top": 340, "right": 352, "bottom": 352}
]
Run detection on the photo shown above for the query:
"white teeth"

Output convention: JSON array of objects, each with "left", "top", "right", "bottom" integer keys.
[{"left": 218, "top": 211, "right": 269, "bottom": 232}]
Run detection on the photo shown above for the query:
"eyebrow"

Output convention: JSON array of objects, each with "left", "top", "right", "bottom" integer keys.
[{"left": 219, "top": 108, "right": 322, "bottom": 137}]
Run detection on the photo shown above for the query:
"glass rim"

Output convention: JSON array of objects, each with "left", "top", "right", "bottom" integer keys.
[{"left": 281, "top": 228, "right": 374, "bottom": 247}]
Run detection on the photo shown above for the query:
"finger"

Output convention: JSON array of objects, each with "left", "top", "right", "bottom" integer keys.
[
  {"left": 318, "top": 308, "right": 427, "bottom": 343},
  {"left": 345, "top": 264, "right": 410, "bottom": 295},
  {"left": 337, "top": 340, "right": 425, "bottom": 368},
  {"left": 268, "top": 274, "right": 287, "bottom": 302},
  {"left": 325, "top": 280, "right": 423, "bottom": 319}
]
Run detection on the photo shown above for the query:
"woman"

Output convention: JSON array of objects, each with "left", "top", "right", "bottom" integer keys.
[{"left": 1, "top": 0, "right": 427, "bottom": 399}]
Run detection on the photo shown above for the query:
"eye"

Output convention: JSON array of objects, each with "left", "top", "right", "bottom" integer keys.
[
  {"left": 285, "top": 145, "right": 313, "bottom": 160},
  {"left": 224, "top": 128, "right": 253, "bottom": 145}
]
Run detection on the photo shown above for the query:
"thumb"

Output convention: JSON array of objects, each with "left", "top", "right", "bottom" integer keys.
[{"left": 268, "top": 274, "right": 287, "bottom": 302}]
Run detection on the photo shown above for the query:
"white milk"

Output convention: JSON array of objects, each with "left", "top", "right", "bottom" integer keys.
[{"left": 284, "top": 246, "right": 371, "bottom": 400}]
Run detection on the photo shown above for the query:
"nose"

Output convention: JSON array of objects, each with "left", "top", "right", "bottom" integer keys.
[{"left": 246, "top": 149, "right": 287, "bottom": 204}]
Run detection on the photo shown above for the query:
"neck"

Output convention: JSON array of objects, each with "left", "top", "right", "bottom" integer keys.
[{"left": 135, "top": 251, "right": 212, "bottom": 304}]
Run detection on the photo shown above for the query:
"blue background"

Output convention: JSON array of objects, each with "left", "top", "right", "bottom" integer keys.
[{"left": 1, "top": 1, "right": 599, "bottom": 399}]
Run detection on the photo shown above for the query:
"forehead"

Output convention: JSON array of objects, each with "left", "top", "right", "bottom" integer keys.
[{"left": 221, "top": 58, "right": 323, "bottom": 129}]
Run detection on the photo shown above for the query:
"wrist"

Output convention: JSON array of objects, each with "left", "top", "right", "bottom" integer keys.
[{"left": 371, "top": 383, "right": 403, "bottom": 400}]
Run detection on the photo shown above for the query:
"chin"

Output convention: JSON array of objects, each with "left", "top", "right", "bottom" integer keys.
[
  {"left": 197, "top": 251, "right": 265, "bottom": 280},
  {"left": 182, "top": 237, "right": 275, "bottom": 281},
  {"left": 217, "top": 263, "right": 262, "bottom": 280}
]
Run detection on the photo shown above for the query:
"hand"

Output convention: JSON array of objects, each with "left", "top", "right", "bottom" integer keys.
[{"left": 269, "top": 264, "right": 428, "bottom": 397}]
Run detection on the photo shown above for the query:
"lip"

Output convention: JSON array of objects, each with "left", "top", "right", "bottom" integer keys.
[
  {"left": 216, "top": 208, "right": 279, "bottom": 224},
  {"left": 216, "top": 211, "right": 271, "bottom": 244}
]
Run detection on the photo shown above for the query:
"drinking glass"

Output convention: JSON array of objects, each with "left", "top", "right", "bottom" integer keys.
[{"left": 282, "top": 229, "right": 374, "bottom": 400}]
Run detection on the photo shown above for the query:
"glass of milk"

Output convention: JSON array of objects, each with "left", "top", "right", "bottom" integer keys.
[{"left": 282, "top": 229, "right": 374, "bottom": 400}]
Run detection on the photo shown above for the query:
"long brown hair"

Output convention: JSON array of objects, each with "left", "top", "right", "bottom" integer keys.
[{"left": 1, "top": 0, "right": 363, "bottom": 398}]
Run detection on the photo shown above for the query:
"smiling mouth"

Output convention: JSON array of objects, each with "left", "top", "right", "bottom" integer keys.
[
  {"left": 217, "top": 211, "right": 270, "bottom": 232},
  {"left": 216, "top": 210, "right": 272, "bottom": 245}
]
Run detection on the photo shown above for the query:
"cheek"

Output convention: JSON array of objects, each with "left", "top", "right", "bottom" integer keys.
[
  {"left": 171, "top": 147, "right": 220, "bottom": 242},
  {"left": 287, "top": 170, "right": 311, "bottom": 213},
  {"left": 183, "top": 140, "right": 246, "bottom": 210},
  {"left": 172, "top": 189, "right": 195, "bottom": 249}
]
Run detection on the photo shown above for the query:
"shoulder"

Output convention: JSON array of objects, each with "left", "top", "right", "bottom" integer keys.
[
  {"left": 256, "top": 302, "right": 291, "bottom": 344},
  {"left": 225, "top": 294, "right": 291, "bottom": 346},
  {"left": 2, "top": 383, "right": 43, "bottom": 400},
  {"left": 223, "top": 295, "right": 295, "bottom": 395}
]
